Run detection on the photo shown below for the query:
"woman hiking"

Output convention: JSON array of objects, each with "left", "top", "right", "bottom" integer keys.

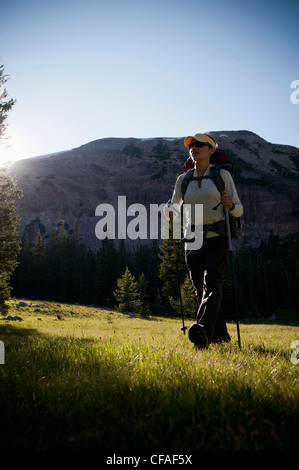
[{"left": 167, "top": 132, "right": 243, "bottom": 348}]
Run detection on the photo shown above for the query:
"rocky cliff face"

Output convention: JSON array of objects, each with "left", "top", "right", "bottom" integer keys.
[{"left": 6, "top": 130, "right": 299, "bottom": 249}]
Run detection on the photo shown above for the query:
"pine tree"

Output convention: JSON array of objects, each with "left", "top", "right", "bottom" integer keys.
[
  {"left": 169, "top": 274, "right": 198, "bottom": 318},
  {"left": 96, "top": 238, "right": 119, "bottom": 306},
  {"left": 137, "top": 272, "right": 151, "bottom": 316},
  {"left": 10, "top": 237, "right": 31, "bottom": 299},
  {"left": 134, "top": 241, "right": 160, "bottom": 300},
  {"left": 47, "top": 221, "right": 70, "bottom": 301},
  {"left": 158, "top": 234, "right": 187, "bottom": 312},
  {"left": 0, "top": 170, "right": 22, "bottom": 303},
  {"left": 30, "top": 230, "right": 47, "bottom": 299},
  {"left": 0, "top": 64, "right": 19, "bottom": 303},
  {"left": 113, "top": 267, "right": 142, "bottom": 314},
  {"left": 0, "top": 62, "right": 16, "bottom": 143},
  {"left": 67, "top": 221, "right": 86, "bottom": 303}
]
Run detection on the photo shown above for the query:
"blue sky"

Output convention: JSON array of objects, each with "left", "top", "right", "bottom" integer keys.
[{"left": 1, "top": 0, "right": 298, "bottom": 163}]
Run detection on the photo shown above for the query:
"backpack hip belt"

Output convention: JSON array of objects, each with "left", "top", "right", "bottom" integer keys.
[{"left": 181, "top": 220, "right": 227, "bottom": 244}]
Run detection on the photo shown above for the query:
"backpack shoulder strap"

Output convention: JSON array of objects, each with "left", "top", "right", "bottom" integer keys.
[
  {"left": 181, "top": 168, "right": 195, "bottom": 201},
  {"left": 209, "top": 165, "right": 225, "bottom": 195},
  {"left": 181, "top": 165, "right": 227, "bottom": 201}
]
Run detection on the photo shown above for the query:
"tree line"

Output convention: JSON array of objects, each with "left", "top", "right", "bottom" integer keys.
[{"left": 10, "top": 219, "right": 299, "bottom": 320}]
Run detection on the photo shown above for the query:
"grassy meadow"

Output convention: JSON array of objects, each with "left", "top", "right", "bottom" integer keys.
[{"left": 0, "top": 299, "right": 298, "bottom": 451}]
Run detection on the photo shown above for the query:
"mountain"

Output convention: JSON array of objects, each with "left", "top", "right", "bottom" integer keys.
[{"left": 5, "top": 130, "right": 299, "bottom": 249}]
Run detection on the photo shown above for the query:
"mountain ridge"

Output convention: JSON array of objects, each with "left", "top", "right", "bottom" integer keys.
[{"left": 5, "top": 130, "right": 299, "bottom": 249}]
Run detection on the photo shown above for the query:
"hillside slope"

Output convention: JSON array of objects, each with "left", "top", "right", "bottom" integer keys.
[{"left": 6, "top": 130, "right": 299, "bottom": 248}]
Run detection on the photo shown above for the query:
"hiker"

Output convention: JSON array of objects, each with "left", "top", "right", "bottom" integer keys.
[{"left": 167, "top": 132, "right": 243, "bottom": 348}]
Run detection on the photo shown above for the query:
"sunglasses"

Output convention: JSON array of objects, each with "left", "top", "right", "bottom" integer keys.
[{"left": 188, "top": 141, "right": 209, "bottom": 149}]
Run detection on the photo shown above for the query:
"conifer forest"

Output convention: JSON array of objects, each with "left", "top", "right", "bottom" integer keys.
[{"left": 11, "top": 220, "right": 299, "bottom": 321}]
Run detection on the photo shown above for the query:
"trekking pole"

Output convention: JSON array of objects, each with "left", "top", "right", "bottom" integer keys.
[
  {"left": 223, "top": 192, "right": 241, "bottom": 350},
  {"left": 169, "top": 210, "right": 187, "bottom": 334}
]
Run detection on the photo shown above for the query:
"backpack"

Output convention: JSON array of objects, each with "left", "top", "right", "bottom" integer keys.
[{"left": 181, "top": 149, "right": 241, "bottom": 238}]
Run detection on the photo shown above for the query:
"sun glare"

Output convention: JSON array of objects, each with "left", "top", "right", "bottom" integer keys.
[{"left": 0, "top": 126, "right": 43, "bottom": 165}]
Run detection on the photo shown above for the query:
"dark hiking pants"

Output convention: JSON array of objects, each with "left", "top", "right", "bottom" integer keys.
[{"left": 185, "top": 235, "right": 230, "bottom": 343}]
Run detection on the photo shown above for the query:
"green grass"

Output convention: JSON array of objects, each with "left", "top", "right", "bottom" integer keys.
[{"left": 0, "top": 299, "right": 298, "bottom": 450}]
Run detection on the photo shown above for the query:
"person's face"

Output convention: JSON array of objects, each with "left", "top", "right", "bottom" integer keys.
[{"left": 188, "top": 140, "right": 215, "bottom": 163}]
